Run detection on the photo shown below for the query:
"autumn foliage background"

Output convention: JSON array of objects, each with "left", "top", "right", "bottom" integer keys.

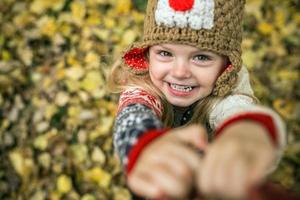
[{"left": 0, "top": 0, "right": 299, "bottom": 199}]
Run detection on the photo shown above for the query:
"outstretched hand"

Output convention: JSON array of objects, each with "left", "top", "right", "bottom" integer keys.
[
  {"left": 196, "top": 121, "right": 276, "bottom": 199},
  {"left": 127, "top": 124, "right": 208, "bottom": 199},
  {"left": 127, "top": 122, "right": 276, "bottom": 200}
]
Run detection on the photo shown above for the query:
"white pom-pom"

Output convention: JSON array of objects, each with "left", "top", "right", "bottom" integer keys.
[{"left": 155, "top": 0, "right": 215, "bottom": 30}]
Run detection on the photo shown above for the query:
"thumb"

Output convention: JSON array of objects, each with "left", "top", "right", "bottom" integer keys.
[{"left": 174, "top": 124, "right": 208, "bottom": 151}]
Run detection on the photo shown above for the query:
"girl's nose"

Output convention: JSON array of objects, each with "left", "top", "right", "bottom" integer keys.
[{"left": 171, "top": 60, "right": 192, "bottom": 79}]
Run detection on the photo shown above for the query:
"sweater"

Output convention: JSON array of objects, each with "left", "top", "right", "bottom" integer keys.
[{"left": 113, "top": 66, "right": 286, "bottom": 175}]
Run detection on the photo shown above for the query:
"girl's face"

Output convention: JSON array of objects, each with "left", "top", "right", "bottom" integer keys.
[{"left": 149, "top": 43, "right": 227, "bottom": 107}]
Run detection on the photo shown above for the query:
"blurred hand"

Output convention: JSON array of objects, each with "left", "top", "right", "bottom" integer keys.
[
  {"left": 196, "top": 121, "right": 276, "bottom": 199},
  {"left": 127, "top": 124, "right": 208, "bottom": 199}
]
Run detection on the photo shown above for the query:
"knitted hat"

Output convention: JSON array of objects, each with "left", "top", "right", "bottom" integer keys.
[{"left": 122, "top": 0, "right": 246, "bottom": 96}]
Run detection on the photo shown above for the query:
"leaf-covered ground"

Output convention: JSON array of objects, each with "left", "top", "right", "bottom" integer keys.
[{"left": 0, "top": 0, "right": 299, "bottom": 199}]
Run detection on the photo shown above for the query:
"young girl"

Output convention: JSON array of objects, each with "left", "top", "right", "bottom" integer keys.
[{"left": 109, "top": 0, "right": 286, "bottom": 199}]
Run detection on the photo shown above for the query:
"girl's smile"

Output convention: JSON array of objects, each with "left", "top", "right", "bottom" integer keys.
[
  {"left": 149, "top": 43, "right": 227, "bottom": 107},
  {"left": 167, "top": 82, "right": 198, "bottom": 97}
]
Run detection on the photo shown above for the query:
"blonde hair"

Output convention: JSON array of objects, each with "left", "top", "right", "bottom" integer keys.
[{"left": 108, "top": 58, "right": 225, "bottom": 130}]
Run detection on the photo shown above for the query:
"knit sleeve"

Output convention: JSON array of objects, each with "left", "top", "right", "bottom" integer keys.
[
  {"left": 209, "top": 94, "right": 286, "bottom": 172},
  {"left": 209, "top": 95, "right": 286, "bottom": 147},
  {"left": 113, "top": 88, "right": 166, "bottom": 172}
]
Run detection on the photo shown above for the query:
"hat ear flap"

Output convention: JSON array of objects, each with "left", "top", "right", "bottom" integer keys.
[
  {"left": 213, "top": 52, "right": 241, "bottom": 96},
  {"left": 123, "top": 47, "right": 149, "bottom": 75}
]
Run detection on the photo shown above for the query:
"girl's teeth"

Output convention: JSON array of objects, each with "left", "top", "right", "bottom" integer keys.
[{"left": 170, "top": 83, "right": 193, "bottom": 92}]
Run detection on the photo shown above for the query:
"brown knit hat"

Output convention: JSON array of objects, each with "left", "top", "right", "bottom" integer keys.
[{"left": 122, "top": 0, "right": 246, "bottom": 96}]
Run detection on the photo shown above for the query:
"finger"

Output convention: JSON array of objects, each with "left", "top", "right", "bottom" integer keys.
[
  {"left": 227, "top": 158, "right": 248, "bottom": 199},
  {"left": 161, "top": 142, "right": 203, "bottom": 172},
  {"left": 199, "top": 145, "right": 220, "bottom": 195},
  {"left": 146, "top": 148, "right": 194, "bottom": 184},
  {"left": 215, "top": 148, "right": 249, "bottom": 198},
  {"left": 248, "top": 149, "right": 274, "bottom": 186},
  {"left": 131, "top": 150, "right": 196, "bottom": 199},
  {"left": 213, "top": 146, "right": 235, "bottom": 194},
  {"left": 174, "top": 124, "right": 208, "bottom": 150},
  {"left": 151, "top": 163, "right": 192, "bottom": 198},
  {"left": 127, "top": 171, "right": 163, "bottom": 199}
]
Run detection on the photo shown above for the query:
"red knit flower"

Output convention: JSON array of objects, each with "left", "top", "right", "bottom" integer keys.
[
  {"left": 123, "top": 48, "right": 148, "bottom": 71},
  {"left": 169, "top": 0, "right": 195, "bottom": 11}
]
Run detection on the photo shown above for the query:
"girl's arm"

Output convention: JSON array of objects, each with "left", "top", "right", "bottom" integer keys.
[
  {"left": 113, "top": 88, "right": 165, "bottom": 172},
  {"left": 210, "top": 66, "right": 286, "bottom": 162},
  {"left": 113, "top": 88, "right": 206, "bottom": 199},
  {"left": 196, "top": 67, "right": 287, "bottom": 199}
]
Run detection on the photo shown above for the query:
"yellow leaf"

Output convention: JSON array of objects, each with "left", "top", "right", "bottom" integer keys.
[
  {"left": 132, "top": 10, "right": 146, "bottom": 24},
  {"left": 68, "top": 106, "right": 81, "bottom": 118},
  {"left": 50, "top": 0, "right": 66, "bottom": 11},
  {"left": 81, "top": 194, "right": 96, "bottom": 200},
  {"left": 275, "top": 9, "right": 286, "bottom": 28},
  {"left": 115, "top": 0, "right": 132, "bottom": 14},
  {"left": 57, "top": 175, "right": 73, "bottom": 194},
  {"left": 71, "top": 144, "right": 88, "bottom": 164},
  {"left": 2, "top": 50, "right": 11, "bottom": 61},
  {"left": 13, "top": 12, "right": 35, "bottom": 29},
  {"left": 89, "top": 117, "right": 113, "bottom": 140},
  {"left": 104, "top": 18, "right": 116, "bottom": 29},
  {"left": 89, "top": 126, "right": 106, "bottom": 141},
  {"left": 9, "top": 150, "right": 34, "bottom": 183},
  {"left": 34, "top": 134, "right": 49, "bottom": 150},
  {"left": 281, "top": 23, "right": 297, "bottom": 38},
  {"left": 45, "top": 104, "right": 58, "bottom": 120},
  {"left": 93, "top": 28, "right": 110, "bottom": 41},
  {"left": 82, "top": 27, "right": 92, "bottom": 38},
  {"left": 58, "top": 23, "right": 72, "bottom": 37},
  {"left": 86, "top": 9, "right": 102, "bottom": 26},
  {"left": 79, "top": 109, "right": 95, "bottom": 120},
  {"left": 78, "top": 91, "right": 90, "bottom": 103},
  {"left": 293, "top": 13, "right": 300, "bottom": 25},
  {"left": 38, "top": 153, "right": 51, "bottom": 169},
  {"left": 86, "top": 0, "right": 106, "bottom": 5},
  {"left": 30, "top": 0, "right": 65, "bottom": 13},
  {"left": 270, "top": 33, "right": 286, "bottom": 56},
  {"left": 84, "top": 167, "right": 111, "bottom": 189},
  {"left": 245, "top": 0, "right": 262, "bottom": 19},
  {"left": 113, "top": 187, "right": 131, "bottom": 200},
  {"left": 79, "top": 39, "right": 93, "bottom": 51},
  {"left": 278, "top": 70, "right": 298, "bottom": 81},
  {"left": 30, "top": 0, "right": 51, "bottom": 14},
  {"left": 32, "top": 96, "right": 45, "bottom": 107},
  {"left": 17, "top": 46, "right": 33, "bottom": 66},
  {"left": 67, "top": 55, "right": 80, "bottom": 66},
  {"left": 65, "top": 66, "right": 85, "bottom": 80},
  {"left": 242, "top": 50, "right": 257, "bottom": 69},
  {"left": 64, "top": 79, "right": 81, "bottom": 92},
  {"left": 91, "top": 147, "right": 106, "bottom": 165},
  {"left": 257, "top": 22, "right": 274, "bottom": 35},
  {"left": 38, "top": 16, "right": 58, "bottom": 37},
  {"left": 96, "top": 100, "right": 117, "bottom": 115},
  {"left": 80, "top": 71, "right": 104, "bottom": 92},
  {"left": 55, "top": 92, "right": 70, "bottom": 106},
  {"left": 35, "top": 121, "right": 50, "bottom": 133},
  {"left": 273, "top": 99, "right": 296, "bottom": 119},
  {"left": 84, "top": 51, "right": 100, "bottom": 66},
  {"left": 71, "top": 0, "right": 86, "bottom": 25},
  {"left": 52, "top": 33, "right": 65, "bottom": 46},
  {"left": 50, "top": 191, "right": 61, "bottom": 200},
  {"left": 55, "top": 68, "right": 65, "bottom": 79},
  {"left": 121, "top": 29, "right": 137, "bottom": 46}
]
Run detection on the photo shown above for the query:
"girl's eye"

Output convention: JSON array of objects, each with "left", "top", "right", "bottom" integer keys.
[
  {"left": 158, "top": 50, "right": 172, "bottom": 57},
  {"left": 194, "top": 54, "right": 210, "bottom": 61}
]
